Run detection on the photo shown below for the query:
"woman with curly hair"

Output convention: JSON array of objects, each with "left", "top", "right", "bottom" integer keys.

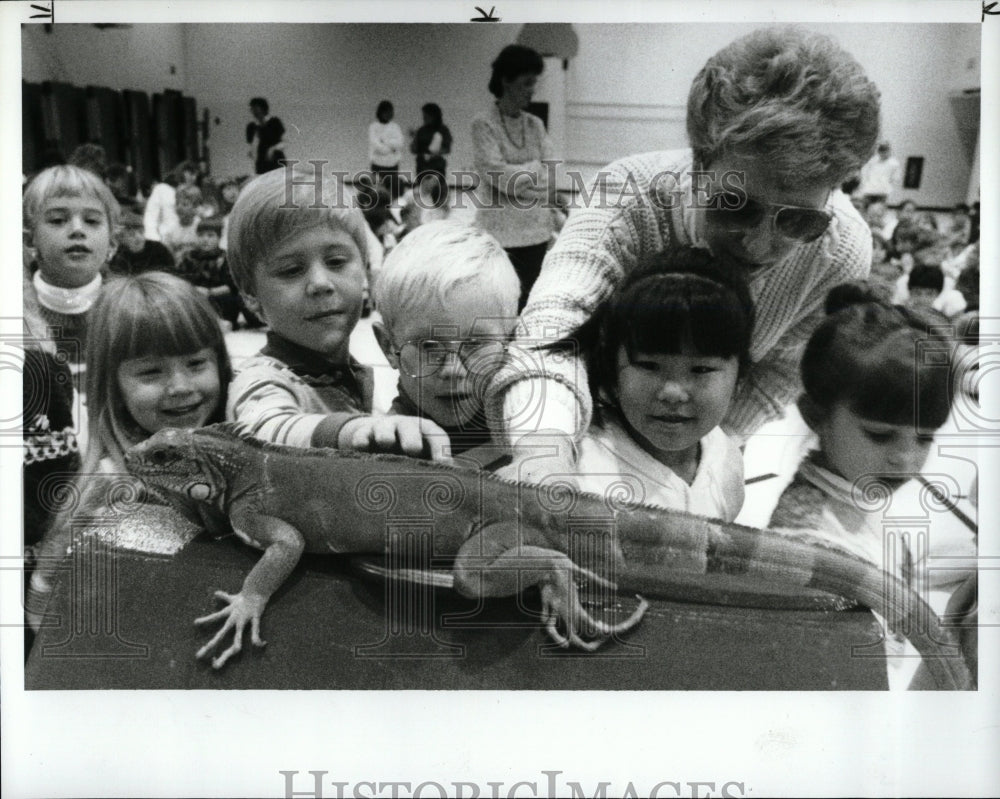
[{"left": 488, "top": 26, "right": 882, "bottom": 480}]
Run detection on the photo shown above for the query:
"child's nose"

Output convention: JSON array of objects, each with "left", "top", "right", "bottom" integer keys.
[
  {"left": 305, "top": 261, "right": 334, "bottom": 294},
  {"left": 656, "top": 378, "right": 689, "bottom": 403},
  {"left": 436, "top": 349, "right": 467, "bottom": 379},
  {"left": 68, "top": 215, "right": 86, "bottom": 235},
  {"left": 166, "top": 366, "right": 196, "bottom": 395}
]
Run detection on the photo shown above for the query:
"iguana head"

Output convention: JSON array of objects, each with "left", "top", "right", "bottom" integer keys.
[{"left": 124, "top": 426, "right": 229, "bottom": 505}]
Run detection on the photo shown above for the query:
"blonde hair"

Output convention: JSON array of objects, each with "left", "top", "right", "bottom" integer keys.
[
  {"left": 31, "top": 272, "right": 231, "bottom": 587},
  {"left": 85, "top": 272, "right": 232, "bottom": 468},
  {"left": 226, "top": 164, "right": 370, "bottom": 296},
  {"left": 23, "top": 164, "right": 121, "bottom": 243},
  {"left": 375, "top": 220, "right": 519, "bottom": 336}
]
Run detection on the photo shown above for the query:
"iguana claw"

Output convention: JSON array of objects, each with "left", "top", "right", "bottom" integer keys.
[{"left": 540, "top": 557, "right": 650, "bottom": 650}]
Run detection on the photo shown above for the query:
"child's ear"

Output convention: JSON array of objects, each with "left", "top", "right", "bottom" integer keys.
[
  {"left": 796, "top": 394, "right": 826, "bottom": 432},
  {"left": 372, "top": 322, "right": 399, "bottom": 368}
]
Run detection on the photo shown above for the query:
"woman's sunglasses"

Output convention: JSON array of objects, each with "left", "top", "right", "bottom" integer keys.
[{"left": 706, "top": 191, "right": 833, "bottom": 243}]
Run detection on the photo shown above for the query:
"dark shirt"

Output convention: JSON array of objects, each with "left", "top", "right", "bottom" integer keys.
[
  {"left": 245, "top": 116, "right": 286, "bottom": 174},
  {"left": 411, "top": 123, "right": 452, "bottom": 176},
  {"left": 23, "top": 347, "right": 81, "bottom": 546},
  {"left": 110, "top": 241, "right": 175, "bottom": 276},
  {"left": 387, "top": 383, "right": 495, "bottom": 456},
  {"left": 176, "top": 248, "right": 231, "bottom": 290},
  {"left": 261, "top": 331, "right": 374, "bottom": 414}
]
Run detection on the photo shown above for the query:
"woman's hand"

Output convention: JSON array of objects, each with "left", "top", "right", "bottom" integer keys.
[{"left": 194, "top": 589, "right": 268, "bottom": 669}]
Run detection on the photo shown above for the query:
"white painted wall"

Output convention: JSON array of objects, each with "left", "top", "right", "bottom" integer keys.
[
  {"left": 564, "top": 23, "right": 980, "bottom": 206},
  {"left": 21, "top": 24, "right": 187, "bottom": 94},
  {"left": 21, "top": 22, "right": 979, "bottom": 206}
]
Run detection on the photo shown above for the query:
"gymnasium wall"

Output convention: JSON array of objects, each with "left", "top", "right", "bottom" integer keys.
[{"left": 21, "top": 22, "right": 979, "bottom": 206}]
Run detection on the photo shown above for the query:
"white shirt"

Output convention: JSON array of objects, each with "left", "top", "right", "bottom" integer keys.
[{"left": 576, "top": 408, "right": 745, "bottom": 522}]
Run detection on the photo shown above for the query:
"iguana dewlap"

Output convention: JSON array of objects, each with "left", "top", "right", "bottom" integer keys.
[{"left": 124, "top": 424, "right": 973, "bottom": 688}]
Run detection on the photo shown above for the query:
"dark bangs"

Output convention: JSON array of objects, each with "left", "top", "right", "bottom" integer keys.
[
  {"left": 804, "top": 304, "right": 952, "bottom": 433},
  {"left": 847, "top": 331, "right": 951, "bottom": 431},
  {"left": 615, "top": 273, "right": 752, "bottom": 367}
]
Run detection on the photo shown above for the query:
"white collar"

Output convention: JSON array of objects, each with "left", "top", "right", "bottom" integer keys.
[{"left": 33, "top": 271, "right": 103, "bottom": 315}]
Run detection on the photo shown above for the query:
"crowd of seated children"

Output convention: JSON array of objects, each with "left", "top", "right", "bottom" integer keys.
[
  {"left": 110, "top": 209, "right": 175, "bottom": 276},
  {"left": 858, "top": 198, "right": 978, "bottom": 319},
  {"left": 225, "top": 165, "right": 450, "bottom": 459},
  {"left": 373, "top": 220, "right": 519, "bottom": 456}
]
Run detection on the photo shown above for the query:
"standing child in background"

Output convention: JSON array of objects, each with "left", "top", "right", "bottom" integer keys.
[
  {"left": 110, "top": 209, "right": 175, "bottom": 276},
  {"left": 368, "top": 100, "right": 405, "bottom": 199},
  {"left": 176, "top": 218, "right": 242, "bottom": 330},
  {"left": 26, "top": 271, "right": 232, "bottom": 635},
  {"left": 23, "top": 164, "right": 120, "bottom": 369},
  {"left": 374, "top": 221, "right": 519, "bottom": 456},
  {"left": 225, "top": 165, "right": 448, "bottom": 457},
  {"left": 410, "top": 102, "right": 452, "bottom": 182},
  {"left": 572, "top": 247, "right": 753, "bottom": 522},
  {"left": 161, "top": 184, "right": 203, "bottom": 263}
]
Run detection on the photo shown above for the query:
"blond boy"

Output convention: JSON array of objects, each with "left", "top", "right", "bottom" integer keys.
[
  {"left": 373, "top": 220, "right": 519, "bottom": 456},
  {"left": 226, "top": 165, "right": 447, "bottom": 458}
]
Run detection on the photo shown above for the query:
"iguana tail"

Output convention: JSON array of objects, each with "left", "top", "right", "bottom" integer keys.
[{"left": 613, "top": 516, "right": 973, "bottom": 690}]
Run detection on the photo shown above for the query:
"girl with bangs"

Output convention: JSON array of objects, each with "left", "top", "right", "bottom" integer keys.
[
  {"left": 27, "top": 272, "right": 232, "bottom": 634},
  {"left": 572, "top": 246, "right": 755, "bottom": 522}
]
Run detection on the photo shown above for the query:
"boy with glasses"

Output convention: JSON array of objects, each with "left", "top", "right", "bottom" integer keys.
[{"left": 373, "top": 221, "right": 520, "bottom": 456}]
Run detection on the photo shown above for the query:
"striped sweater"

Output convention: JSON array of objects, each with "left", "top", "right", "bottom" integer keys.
[
  {"left": 487, "top": 149, "right": 872, "bottom": 444},
  {"left": 227, "top": 332, "right": 374, "bottom": 448}
]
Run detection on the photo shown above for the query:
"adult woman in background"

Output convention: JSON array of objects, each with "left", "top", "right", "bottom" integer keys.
[
  {"left": 487, "top": 27, "right": 881, "bottom": 480},
  {"left": 472, "top": 44, "right": 560, "bottom": 311}
]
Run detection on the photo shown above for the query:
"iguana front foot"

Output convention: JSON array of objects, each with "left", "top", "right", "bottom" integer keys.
[
  {"left": 540, "top": 557, "right": 649, "bottom": 650},
  {"left": 194, "top": 589, "right": 268, "bottom": 669}
]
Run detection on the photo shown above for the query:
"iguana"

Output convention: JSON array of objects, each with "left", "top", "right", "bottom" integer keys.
[{"left": 123, "top": 423, "right": 973, "bottom": 689}]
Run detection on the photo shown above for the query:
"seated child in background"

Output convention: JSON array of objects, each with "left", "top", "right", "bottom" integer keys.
[
  {"left": 373, "top": 220, "right": 519, "bottom": 456},
  {"left": 104, "top": 162, "right": 140, "bottom": 213},
  {"left": 867, "top": 232, "right": 899, "bottom": 303},
  {"left": 226, "top": 165, "right": 449, "bottom": 458},
  {"left": 955, "top": 261, "right": 979, "bottom": 312},
  {"left": 23, "top": 164, "right": 120, "bottom": 369},
  {"left": 175, "top": 218, "right": 242, "bottom": 330},
  {"left": 571, "top": 247, "right": 752, "bottom": 522},
  {"left": 110, "top": 209, "right": 175, "bottom": 276},
  {"left": 864, "top": 197, "right": 896, "bottom": 241},
  {"left": 217, "top": 178, "right": 241, "bottom": 251},
  {"left": 27, "top": 271, "right": 231, "bottom": 633},
  {"left": 160, "top": 184, "right": 203, "bottom": 262},
  {"left": 905, "top": 263, "right": 946, "bottom": 313},
  {"left": 768, "top": 286, "right": 953, "bottom": 578}
]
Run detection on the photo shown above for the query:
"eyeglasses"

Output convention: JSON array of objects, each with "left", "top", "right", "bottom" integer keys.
[
  {"left": 395, "top": 339, "right": 508, "bottom": 378},
  {"left": 706, "top": 191, "right": 833, "bottom": 243}
]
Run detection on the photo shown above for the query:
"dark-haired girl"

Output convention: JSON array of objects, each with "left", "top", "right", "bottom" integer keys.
[
  {"left": 769, "top": 287, "right": 954, "bottom": 571},
  {"left": 574, "top": 247, "right": 755, "bottom": 522}
]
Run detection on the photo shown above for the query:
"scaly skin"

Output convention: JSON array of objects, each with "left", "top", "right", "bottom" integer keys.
[{"left": 124, "top": 423, "right": 973, "bottom": 688}]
